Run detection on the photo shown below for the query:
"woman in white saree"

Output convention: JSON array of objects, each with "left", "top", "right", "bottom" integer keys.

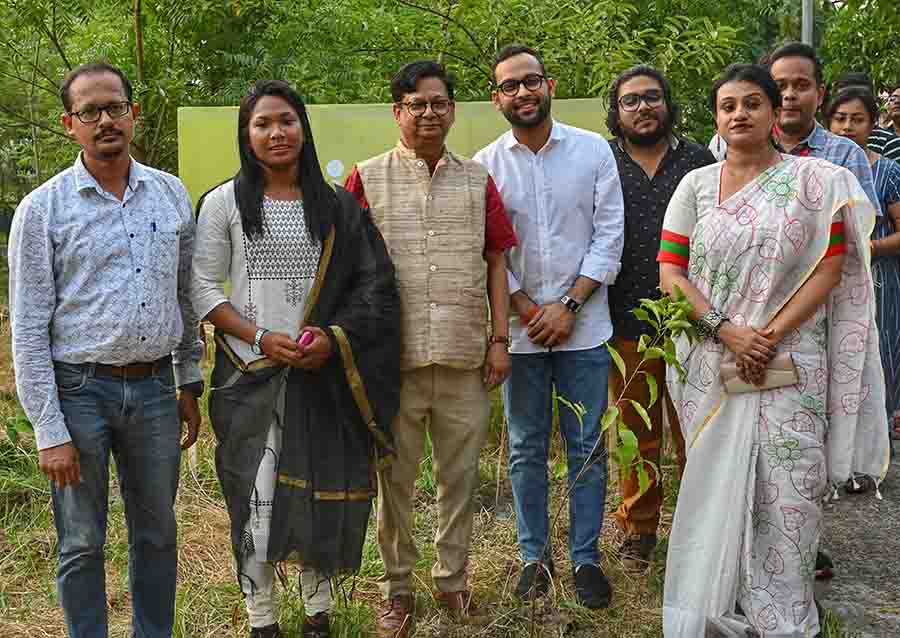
[{"left": 659, "top": 65, "right": 890, "bottom": 637}]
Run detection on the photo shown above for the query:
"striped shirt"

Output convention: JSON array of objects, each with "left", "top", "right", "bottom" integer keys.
[{"left": 869, "top": 126, "right": 900, "bottom": 162}]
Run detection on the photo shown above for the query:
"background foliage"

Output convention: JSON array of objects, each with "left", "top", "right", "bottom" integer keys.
[{"left": 1, "top": 0, "right": 898, "bottom": 227}]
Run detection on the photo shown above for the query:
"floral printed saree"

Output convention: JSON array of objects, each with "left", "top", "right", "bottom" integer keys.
[{"left": 659, "top": 156, "right": 890, "bottom": 637}]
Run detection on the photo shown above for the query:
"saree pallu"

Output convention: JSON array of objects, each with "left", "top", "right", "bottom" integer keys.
[
  {"left": 209, "top": 187, "right": 402, "bottom": 581},
  {"left": 662, "top": 157, "right": 890, "bottom": 637}
]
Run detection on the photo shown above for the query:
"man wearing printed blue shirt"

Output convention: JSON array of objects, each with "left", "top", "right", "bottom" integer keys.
[
  {"left": 474, "top": 44, "right": 624, "bottom": 610},
  {"left": 8, "top": 62, "right": 203, "bottom": 638}
]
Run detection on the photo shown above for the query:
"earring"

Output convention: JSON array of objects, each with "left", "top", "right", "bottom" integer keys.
[{"left": 717, "top": 134, "right": 721, "bottom": 154}]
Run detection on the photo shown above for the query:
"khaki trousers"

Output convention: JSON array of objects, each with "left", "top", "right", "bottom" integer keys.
[
  {"left": 609, "top": 337, "right": 687, "bottom": 535},
  {"left": 376, "top": 364, "right": 490, "bottom": 597}
]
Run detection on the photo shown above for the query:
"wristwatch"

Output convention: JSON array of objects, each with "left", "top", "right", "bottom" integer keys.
[
  {"left": 251, "top": 328, "right": 269, "bottom": 355},
  {"left": 697, "top": 309, "right": 728, "bottom": 342},
  {"left": 560, "top": 295, "right": 582, "bottom": 314},
  {"left": 488, "top": 335, "right": 511, "bottom": 350}
]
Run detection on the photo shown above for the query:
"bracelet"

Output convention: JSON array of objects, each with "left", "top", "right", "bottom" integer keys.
[
  {"left": 488, "top": 335, "right": 511, "bottom": 350},
  {"left": 251, "top": 327, "right": 269, "bottom": 355},
  {"left": 697, "top": 308, "right": 728, "bottom": 343}
]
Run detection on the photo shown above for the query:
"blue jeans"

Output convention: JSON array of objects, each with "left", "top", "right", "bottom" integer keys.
[
  {"left": 51, "top": 361, "right": 181, "bottom": 638},
  {"left": 502, "top": 346, "right": 610, "bottom": 568}
]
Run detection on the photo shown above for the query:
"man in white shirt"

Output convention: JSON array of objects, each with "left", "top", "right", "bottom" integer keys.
[{"left": 474, "top": 43, "right": 625, "bottom": 609}]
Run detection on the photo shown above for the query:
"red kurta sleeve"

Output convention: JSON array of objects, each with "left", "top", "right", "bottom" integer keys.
[
  {"left": 484, "top": 176, "right": 517, "bottom": 253},
  {"left": 343, "top": 167, "right": 369, "bottom": 210}
]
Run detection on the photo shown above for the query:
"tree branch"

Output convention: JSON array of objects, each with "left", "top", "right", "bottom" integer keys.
[
  {"left": 0, "top": 69, "right": 57, "bottom": 97},
  {"left": 44, "top": 5, "right": 72, "bottom": 70},
  {"left": 353, "top": 46, "right": 492, "bottom": 83},
  {"left": 0, "top": 37, "right": 60, "bottom": 87},
  {"left": 391, "top": 0, "right": 486, "bottom": 58},
  {"left": 0, "top": 102, "right": 68, "bottom": 140},
  {"left": 134, "top": 0, "right": 146, "bottom": 84}
]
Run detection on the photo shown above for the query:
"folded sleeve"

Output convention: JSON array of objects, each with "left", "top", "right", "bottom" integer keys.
[{"left": 579, "top": 145, "right": 624, "bottom": 285}]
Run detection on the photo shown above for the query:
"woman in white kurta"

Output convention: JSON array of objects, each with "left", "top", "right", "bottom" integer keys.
[{"left": 658, "top": 64, "right": 890, "bottom": 637}]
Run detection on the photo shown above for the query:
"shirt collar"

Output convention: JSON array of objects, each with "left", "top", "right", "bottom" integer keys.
[
  {"left": 502, "top": 119, "right": 564, "bottom": 150},
  {"left": 798, "top": 122, "right": 826, "bottom": 150},
  {"left": 73, "top": 152, "right": 145, "bottom": 194},
  {"left": 394, "top": 140, "right": 451, "bottom": 163}
]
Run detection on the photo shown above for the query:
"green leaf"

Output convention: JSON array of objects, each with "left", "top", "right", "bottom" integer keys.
[
  {"left": 557, "top": 395, "right": 587, "bottom": 426},
  {"left": 637, "top": 334, "right": 651, "bottom": 352},
  {"left": 643, "top": 372, "right": 658, "bottom": 409},
  {"left": 601, "top": 406, "right": 620, "bottom": 433},
  {"left": 607, "top": 343, "right": 627, "bottom": 380},
  {"left": 637, "top": 463, "right": 650, "bottom": 496},
  {"left": 632, "top": 307, "right": 652, "bottom": 324},
  {"left": 665, "top": 319, "right": 693, "bottom": 331},
  {"left": 618, "top": 427, "right": 639, "bottom": 468},
  {"left": 628, "top": 399, "right": 653, "bottom": 430},
  {"left": 644, "top": 347, "right": 665, "bottom": 360},
  {"left": 664, "top": 338, "right": 678, "bottom": 365}
]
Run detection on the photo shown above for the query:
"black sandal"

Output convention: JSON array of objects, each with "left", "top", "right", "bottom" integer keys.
[{"left": 301, "top": 612, "right": 330, "bottom": 638}]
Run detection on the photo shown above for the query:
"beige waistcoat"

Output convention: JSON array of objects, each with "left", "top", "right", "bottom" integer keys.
[{"left": 357, "top": 143, "right": 488, "bottom": 371}]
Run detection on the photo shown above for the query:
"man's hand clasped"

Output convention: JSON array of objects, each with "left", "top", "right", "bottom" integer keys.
[{"left": 527, "top": 301, "right": 576, "bottom": 348}]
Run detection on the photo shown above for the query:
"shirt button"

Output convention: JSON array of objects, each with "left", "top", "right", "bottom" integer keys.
[
  {"left": 428, "top": 230, "right": 435, "bottom": 236},
  {"left": 136, "top": 268, "right": 141, "bottom": 273},
  {"left": 430, "top": 302, "right": 437, "bottom": 309},
  {"left": 427, "top": 194, "right": 434, "bottom": 201},
  {"left": 430, "top": 265, "right": 437, "bottom": 272},
  {"left": 140, "top": 336, "right": 146, "bottom": 341},
  {"left": 141, "top": 302, "right": 146, "bottom": 308},
  {"left": 417, "top": 160, "right": 425, "bottom": 168},
  {"left": 129, "top": 233, "right": 134, "bottom": 238}
]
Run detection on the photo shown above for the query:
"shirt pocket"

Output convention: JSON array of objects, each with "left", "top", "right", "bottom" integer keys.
[{"left": 149, "top": 219, "right": 182, "bottom": 280}]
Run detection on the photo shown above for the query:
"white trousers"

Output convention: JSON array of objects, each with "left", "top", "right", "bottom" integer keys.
[{"left": 241, "top": 424, "right": 333, "bottom": 628}]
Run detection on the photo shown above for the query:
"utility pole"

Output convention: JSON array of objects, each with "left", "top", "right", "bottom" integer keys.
[{"left": 802, "top": 0, "right": 815, "bottom": 45}]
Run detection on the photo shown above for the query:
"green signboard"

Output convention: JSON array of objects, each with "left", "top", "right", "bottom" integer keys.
[{"left": 177, "top": 99, "right": 608, "bottom": 205}]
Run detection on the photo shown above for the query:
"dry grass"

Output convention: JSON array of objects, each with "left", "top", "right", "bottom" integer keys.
[{"left": 0, "top": 258, "right": 852, "bottom": 637}]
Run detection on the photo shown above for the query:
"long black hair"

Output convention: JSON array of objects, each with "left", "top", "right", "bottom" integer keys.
[{"left": 234, "top": 80, "right": 335, "bottom": 240}]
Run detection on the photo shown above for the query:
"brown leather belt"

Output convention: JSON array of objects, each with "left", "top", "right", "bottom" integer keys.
[{"left": 93, "top": 356, "right": 171, "bottom": 380}]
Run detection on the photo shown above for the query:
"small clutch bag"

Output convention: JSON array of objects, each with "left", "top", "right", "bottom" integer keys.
[{"left": 720, "top": 353, "right": 799, "bottom": 394}]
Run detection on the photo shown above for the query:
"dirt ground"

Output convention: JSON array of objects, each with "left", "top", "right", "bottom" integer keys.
[{"left": 817, "top": 442, "right": 900, "bottom": 637}]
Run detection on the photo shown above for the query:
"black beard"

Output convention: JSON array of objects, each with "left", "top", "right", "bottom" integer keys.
[
  {"left": 622, "top": 115, "right": 672, "bottom": 147},
  {"left": 502, "top": 94, "right": 552, "bottom": 129}
]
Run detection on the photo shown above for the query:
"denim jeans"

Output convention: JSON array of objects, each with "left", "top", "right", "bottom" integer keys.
[
  {"left": 50, "top": 361, "right": 181, "bottom": 638},
  {"left": 502, "top": 345, "right": 610, "bottom": 569}
]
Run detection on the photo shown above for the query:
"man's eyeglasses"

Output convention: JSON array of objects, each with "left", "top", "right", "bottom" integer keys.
[
  {"left": 401, "top": 99, "right": 452, "bottom": 117},
  {"left": 888, "top": 95, "right": 900, "bottom": 104},
  {"left": 496, "top": 74, "right": 546, "bottom": 97},
  {"left": 69, "top": 101, "right": 132, "bottom": 124},
  {"left": 618, "top": 90, "right": 664, "bottom": 112}
]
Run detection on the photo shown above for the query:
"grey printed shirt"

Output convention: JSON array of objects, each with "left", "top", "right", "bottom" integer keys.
[{"left": 8, "top": 154, "right": 204, "bottom": 450}]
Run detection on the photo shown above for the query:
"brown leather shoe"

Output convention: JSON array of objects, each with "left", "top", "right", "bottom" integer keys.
[
  {"left": 376, "top": 595, "right": 413, "bottom": 638},
  {"left": 434, "top": 590, "right": 486, "bottom": 624}
]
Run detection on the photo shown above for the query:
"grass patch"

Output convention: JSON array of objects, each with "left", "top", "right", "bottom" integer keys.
[{"left": 0, "top": 260, "right": 858, "bottom": 637}]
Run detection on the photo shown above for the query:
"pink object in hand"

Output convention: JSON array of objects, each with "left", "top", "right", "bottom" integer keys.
[{"left": 298, "top": 330, "right": 314, "bottom": 347}]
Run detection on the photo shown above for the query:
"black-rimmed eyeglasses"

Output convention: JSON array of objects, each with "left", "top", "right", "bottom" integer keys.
[
  {"left": 496, "top": 74, "right": 547, "bottom": 97},
  {"left": 617, "top": 90, "right": 664, "bottom": 112},
  {"left": 69, "top": 101, "right": 132, "bottom": 124},
  {"left": 401, "top": 99, "right": 452, "bottom": 117}
]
